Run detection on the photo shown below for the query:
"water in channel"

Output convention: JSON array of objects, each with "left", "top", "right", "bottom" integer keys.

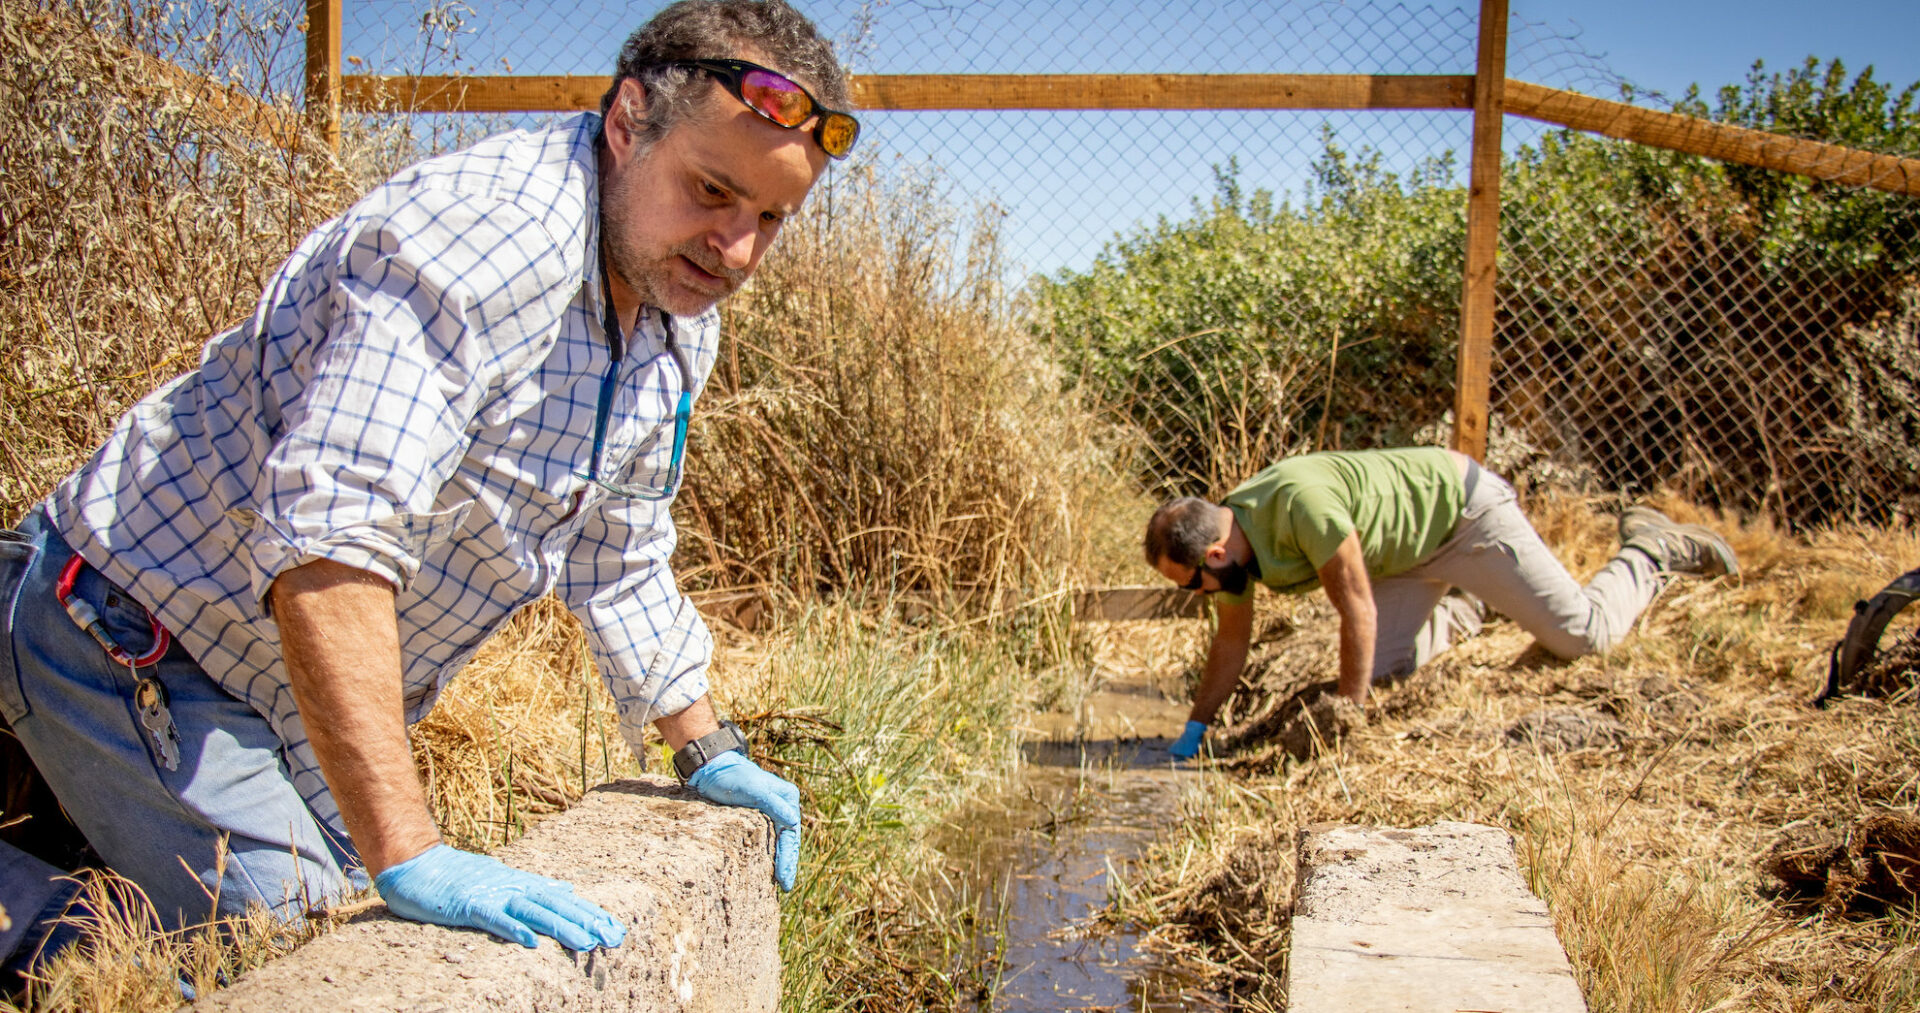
[{"left": 938, "top": 671, "right": 1230, "bottom": 1011}]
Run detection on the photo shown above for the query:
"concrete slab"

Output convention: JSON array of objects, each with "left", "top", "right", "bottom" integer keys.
[
  {"left": 189, "top": 777, "right": 779, "bottom": 1013},
  {"left": 1287, "top": 821, "right": 1588, "bottom": 1013}
]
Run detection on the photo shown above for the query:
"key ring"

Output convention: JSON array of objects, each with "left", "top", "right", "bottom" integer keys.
[{"left": 133, "top": 676, "right": 170, "bottom": 713}]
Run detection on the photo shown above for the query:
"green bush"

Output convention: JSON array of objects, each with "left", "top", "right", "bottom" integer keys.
[
  {"left": 1034, "top": 60, "right": 1920, "bottom": 524},
  {"left": 1494, "top": 59, "right": 1920, "bottom": 523},
  {"left": 1031, "top": 143, "right": 1464, "bottom": 497}
]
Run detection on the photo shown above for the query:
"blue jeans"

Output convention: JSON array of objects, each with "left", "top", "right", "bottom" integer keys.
[{"left": 0, "top": 508, "right": 364, "bottom": 967}]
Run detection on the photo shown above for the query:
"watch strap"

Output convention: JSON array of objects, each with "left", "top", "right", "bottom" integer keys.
[{"left": 672, "top": 719, "right": 748, "bottom": 781}]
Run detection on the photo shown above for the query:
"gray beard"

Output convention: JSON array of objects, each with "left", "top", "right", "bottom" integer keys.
[{"left": 601, "top": 163, "right": 746, "bottom": 317}]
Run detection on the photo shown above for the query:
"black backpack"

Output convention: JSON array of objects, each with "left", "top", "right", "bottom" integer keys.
[{"left": 1814, "top": 565, "right": 1920, "bottom": 707}]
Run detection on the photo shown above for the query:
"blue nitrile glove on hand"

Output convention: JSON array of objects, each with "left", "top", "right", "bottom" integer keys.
[
  {"left": 686, "top": 750, "right": 802, "bottom": 892},
  {"left": 1170, "top": 720, "right": 1208, "bottom": 760},
  {"left": 374, "top": 843, "right": 626, "bottom": 950}
]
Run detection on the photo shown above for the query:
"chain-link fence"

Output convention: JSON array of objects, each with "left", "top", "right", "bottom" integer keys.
[
  {"left": 1488, "top": 77, "right": 1920, "bottom": 526},
  {"left": 177, "top": 1, "right": 1920, "bottom": 527}
]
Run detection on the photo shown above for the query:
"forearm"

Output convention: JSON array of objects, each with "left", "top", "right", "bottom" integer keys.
[
  {"left": 1333, "top": 602, "right": 1377, "bottom": 705},
  {"left": 272, "top": 559, "right": 439, "bottom": 875},
  {"left": 1188, "top": 644, "right": 1246, "bottom": 724},
  {"left": 653, "top": 693, "right": 721, "bottom": 751},
  {"left": 1317, "top": 532, "right": 1377, "bottom": 707},
  {"left": 1188, "top": 602, "right": 1254, "bottom": 725}
]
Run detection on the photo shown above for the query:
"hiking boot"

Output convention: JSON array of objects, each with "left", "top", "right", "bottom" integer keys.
[{"left": 1619, "top": 505, "right": 1739, "bottom": 577}]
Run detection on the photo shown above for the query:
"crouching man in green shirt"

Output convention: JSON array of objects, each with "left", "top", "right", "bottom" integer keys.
[{"left": 1144, "top": 447, "right": 1737, "bottom": 759}]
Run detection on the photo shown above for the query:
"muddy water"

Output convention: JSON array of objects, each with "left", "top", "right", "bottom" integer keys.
[{"left": 938, "top": 674, "right": 1229, "bottom": 1011}]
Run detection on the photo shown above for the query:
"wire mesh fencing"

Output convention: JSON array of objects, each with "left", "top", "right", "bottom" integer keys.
[
  {"left": 36, "top": 0, "right": 1915, "bottom": 530},
  {"left": 1489, "top": 72, "right": 1920, "bottom": 526}
]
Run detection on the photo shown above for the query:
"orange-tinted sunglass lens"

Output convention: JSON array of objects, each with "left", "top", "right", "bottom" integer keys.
[
  {"left": 740, "top": 70, "right": 811, "bottom": 126},
  {"left": 816, "top": 114, "right": 859, "bottom": 157}
]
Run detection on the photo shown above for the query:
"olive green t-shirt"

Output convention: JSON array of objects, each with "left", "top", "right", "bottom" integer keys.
[{"left": 1217, "top": 447, "right": 1464, "bottom": 604}]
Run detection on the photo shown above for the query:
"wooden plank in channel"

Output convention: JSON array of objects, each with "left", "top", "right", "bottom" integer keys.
[
  {"left": 1450, "top": 0, "right": 1509, "bottom": 463},
  {"left": 1505, "top": 79, "right": 1920, "bottom": 199},
  {"left": 339, "top": 73, "right": 1473, "bottom": 114},
  {"left": 1073, "top": 587, "right": 1208, "bottom": 622}
]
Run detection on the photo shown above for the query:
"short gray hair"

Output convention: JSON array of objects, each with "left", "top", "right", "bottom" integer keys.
[
  {"left": 1143, "top": 497, "right": 1220, "bottom": 569},
  {"left": 600, "top": 0, "right": 850, "bottom": 153}
]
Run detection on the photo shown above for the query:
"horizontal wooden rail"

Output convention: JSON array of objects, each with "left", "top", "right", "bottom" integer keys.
[
  {"left": 853, "top": 73, "right": 1473, "bottom": 110},
  {"left": 23, "top": 11, "right": 301, "bottom": 149},
  {"left": 336, "top": 71, "right": 1919, "bottom": 197},
  {"left": 341, "top": 72, "right": 1475, "bottom": 113},
  {"left": 342, "top": 74, "right": 606, "bottom": 113},
  {"left": 1505, "top": 79, "right": 1920, "bottom": 198}
]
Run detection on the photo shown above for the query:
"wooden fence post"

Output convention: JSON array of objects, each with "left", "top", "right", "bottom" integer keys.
[
  {"left": 1450, "top": 0, "right": 1508, "bottom": 462},
  {"left": 305, "top": 0, "right": 341, "bottom": 152}
]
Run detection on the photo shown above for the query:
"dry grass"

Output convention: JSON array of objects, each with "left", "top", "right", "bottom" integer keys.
[
  {"left": 684, "top": 161, "right": 1119, "bottom": 607},
  {"left": 13, "top": 4, "right": 1920, "bottom": 1013},
  {"left": 1, "top": 5, "right": 1121, "bottom": 1009},
  {"left": 0, "top": 2, "right": 409, "bottom": 525},
  {"left": 1109, "top": 496, "right": 1920, "bottom": 1011}
]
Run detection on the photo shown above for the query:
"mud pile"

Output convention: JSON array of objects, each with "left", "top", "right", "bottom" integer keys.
[{"left": 1764, "top": 811, "right": 1920, "bottom": 915}]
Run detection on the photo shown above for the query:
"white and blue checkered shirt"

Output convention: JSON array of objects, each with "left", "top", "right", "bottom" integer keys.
[{"left": 47, "top": 113, "right": 716, "bottom": 832}]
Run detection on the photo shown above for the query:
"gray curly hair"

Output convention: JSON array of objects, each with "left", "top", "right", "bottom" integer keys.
[{"left": 599, "top": 0, "right": 850, "bottom": 154}]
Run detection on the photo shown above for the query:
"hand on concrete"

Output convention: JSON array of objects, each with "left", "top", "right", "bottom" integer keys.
[
  {"left": 1170, "top": 720, "right": 1208, "bottom": 760},
  {"left": 373, "top": 843, "right": 627, "bottom": 950},
  {"left": 686, "top": 751, "right": 802, "bottom": 892}
]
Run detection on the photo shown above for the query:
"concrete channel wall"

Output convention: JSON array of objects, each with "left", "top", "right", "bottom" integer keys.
[
  {"left": 1287, "top": 821, "right": 1589, "bottom": 1013},
  {"left": 189, "top": 777, "right": 779, "bottom": 1013}
]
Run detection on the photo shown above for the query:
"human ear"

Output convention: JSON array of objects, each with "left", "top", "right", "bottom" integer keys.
[
  {"left": 606, "top": 78, "right": 649, "bottom": 157},
  {"left": 1204, "top": 542, "right": 1229, "bottom": 566}
]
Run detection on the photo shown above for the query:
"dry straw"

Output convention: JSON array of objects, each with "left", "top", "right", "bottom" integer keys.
[{"left": 1107, "top": 495, "right": 1920, "bottom": 1012}]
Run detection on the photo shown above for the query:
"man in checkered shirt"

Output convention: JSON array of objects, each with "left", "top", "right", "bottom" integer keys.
[{"left": 0, "top": 0, "right": 855, "bottom": 969}]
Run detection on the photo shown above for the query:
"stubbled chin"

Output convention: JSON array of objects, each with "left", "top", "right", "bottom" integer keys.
[
  {"left": 632, "top": 271, "right": 726, "bottom": 317},
  {"left": 665, "top": 263, "right": 734, "bottom": 314},
  {"left": 657, "top": 285, "right": 725, "bottom": 318}
]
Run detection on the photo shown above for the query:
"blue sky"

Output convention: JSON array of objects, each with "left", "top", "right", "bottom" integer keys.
[{"left": 1511, "top": 0, "right": 1919, "bottom": 105}]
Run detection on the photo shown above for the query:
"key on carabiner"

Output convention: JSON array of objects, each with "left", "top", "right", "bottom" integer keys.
[{"left": 133, "top": 674, "right": 181, "bottom": 772}]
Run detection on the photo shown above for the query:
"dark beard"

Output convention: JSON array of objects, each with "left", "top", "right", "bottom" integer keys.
[{"left": 1204, "top": 558, "right": 1253, "bottom": 596}]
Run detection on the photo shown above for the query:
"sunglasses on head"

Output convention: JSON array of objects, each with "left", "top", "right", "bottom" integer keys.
[{"left": 660, "top": 58, "right": 860, "bottom": 159}]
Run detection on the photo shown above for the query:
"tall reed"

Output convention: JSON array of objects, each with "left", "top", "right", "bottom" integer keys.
[{"left": 686, "top": 163, "right": 1112, "bottom": 605}]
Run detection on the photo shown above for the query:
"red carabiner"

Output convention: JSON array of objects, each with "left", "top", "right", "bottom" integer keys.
[{"left": 55, "top": 555, "right": 171, "bottom": 669}]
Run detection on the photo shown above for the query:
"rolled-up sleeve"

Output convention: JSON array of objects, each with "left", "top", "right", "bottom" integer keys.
[
  {"left": 559, "top": 495, "right": 713, "bottom": 755},
  {"left": 235, "top": 188, "right": 572, "bottom": 610}
]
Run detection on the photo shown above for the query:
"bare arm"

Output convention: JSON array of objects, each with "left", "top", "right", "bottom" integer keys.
[
  {"left": 272, "top": 559, "right": 439, "bottom": 876},
  {"left": 653, "top": 694, "right": 721, "bottom": 751},
  {"left": 1317, "top": 532, "right": 1377, "bottom": 707},
  {"left": 1187, "top": 598, "right": 1254, "bottom": 725}
]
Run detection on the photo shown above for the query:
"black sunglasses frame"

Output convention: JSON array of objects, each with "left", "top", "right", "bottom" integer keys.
[{"left": 661, "top": 58, "right": 860, "bottom": 159}]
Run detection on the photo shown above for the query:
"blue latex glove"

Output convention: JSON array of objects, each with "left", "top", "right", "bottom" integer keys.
[
  {"left": 374, "top": 844, "right": 626, "bottom": 950},
  {"left": 686, "top": 750, "right": 801, "bottom": 892},
  {"left": 1170, "top": 720, "right": 1208, "bottom": 760}
]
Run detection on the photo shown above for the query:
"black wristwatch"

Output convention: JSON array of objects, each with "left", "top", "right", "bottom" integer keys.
[{"left": 672, "top": 719, "right": 748, "bottom": 781}]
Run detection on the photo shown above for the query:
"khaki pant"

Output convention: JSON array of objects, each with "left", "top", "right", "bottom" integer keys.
[{"left": 1372, "top": 463, "right": 1663, "bottom": 681}]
